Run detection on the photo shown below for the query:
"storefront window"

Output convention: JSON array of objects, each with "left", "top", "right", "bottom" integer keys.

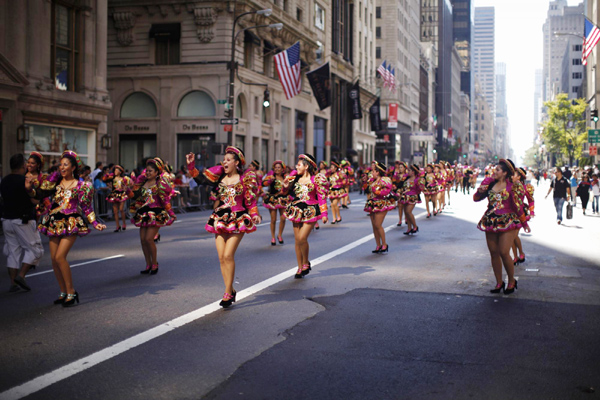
[
  {"left": 261, "top": 139, "right": 269, "bottom": 170},
  {"left": 177, "top": 134, "right": 215, "bottom": 170},
  {"left": 25, "top": 124, "right": 93, "bottom": 168},
  {"left": 235, "top": 135, "right": 245, "bottom": 152},
  {"left": 119, "top": 134, "right": 156, "bottom": 173},
  {"left": 314, "top": 117, "right": 326, "bottom": 163}
]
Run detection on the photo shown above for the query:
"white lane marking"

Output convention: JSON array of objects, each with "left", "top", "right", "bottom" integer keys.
[
  {"left": 26, "top": 255, "right": 125, "bottom": 278},
  {"left": 0, "top": 211, "right": 427, "bottom": 400}
]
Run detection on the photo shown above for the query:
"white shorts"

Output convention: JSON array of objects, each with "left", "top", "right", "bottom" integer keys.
[{"left": 2, "top": 219, "right": 44, "bottom": 269}]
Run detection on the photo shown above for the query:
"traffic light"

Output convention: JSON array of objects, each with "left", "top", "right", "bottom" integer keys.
[
  {"left": 463, "top": 154, "right": 467, "bottom": 158},
  {"left": 263, "top": 88, "right": 270, "bottom": 108},
  {"left": 224, "top": 108, "right": 232, "bottom": 118},
  {"left": 592, "top": 109, "right": 599, "bottom": 122}
]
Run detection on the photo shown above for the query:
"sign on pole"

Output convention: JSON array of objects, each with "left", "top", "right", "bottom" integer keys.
[
  {"left": 220, "top": 118, "right": 239, "bottom": 125},
  {"left": 588, "top": 129, "right": 600, "bottom": 143},
  {"left": 590, "top": 145, "right": 598, "bottom": 156}
]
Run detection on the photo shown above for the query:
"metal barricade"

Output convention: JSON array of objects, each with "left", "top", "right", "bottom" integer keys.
[{"left": 93, "top": 188, "right": 113, "bottom": 223}]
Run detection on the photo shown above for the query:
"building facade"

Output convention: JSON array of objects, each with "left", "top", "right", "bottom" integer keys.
[
  {"left": 375, "top": 0, "right": 421, "bottom": 164},
  {"left": 560, "top": 36, "right": 584, "bottom": 100},
  {"left": 472, "top": 78, "right": 493, "bottom": 165},
  {"left": 584, "top": 0, "right": 599, "bottom": 165},
  {"left": 542, "top": 0, "right": 584, "bottom": 102},
  {"left": 0, "top": 0, "right": 110, "bottom": 175},
  {"left": 473, "top": 6, "right": 495, "bottom": 118}
]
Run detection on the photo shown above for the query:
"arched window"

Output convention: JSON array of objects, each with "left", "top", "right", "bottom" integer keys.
[
  {"left": 177, "top": 91, "right": 216, "bottom": 117},
  {"left": 120, "top": 92, "right": 157, "bottom": 118},
  {"left": 235, "top": 94, "right": 245, "bottom": 119}
]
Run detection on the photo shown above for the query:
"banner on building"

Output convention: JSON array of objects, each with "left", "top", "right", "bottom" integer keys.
[
  {"left": 349, "top": 80, "right": 363, "bottom": 120},
  {"left": 306, "top": 62, "right": 331, "bottom": 110},
  {"left": 388, "top": 103, "right": 398, "bottom": 129},
  {"left": 369, "top": 97, "right": 382, "bottom": 132}
]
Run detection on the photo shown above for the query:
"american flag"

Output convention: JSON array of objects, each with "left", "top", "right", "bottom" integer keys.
[
  {"left": 389, "top": 66, "right": 396, "bottom": 92},
  {"left": 377, "top": 60, "right": 389, "bottom": 87},
  {"left": 583, "top": 19, "right": 600, "bottom": 66},
  {"left": 274, "top": 41, "right": 301, "bottom": 99}
]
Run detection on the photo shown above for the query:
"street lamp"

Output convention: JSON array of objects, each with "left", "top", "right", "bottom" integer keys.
[
  {"left": 227, "top": 7, "right": 281, "bottom": 144},
  {"left": 568, "top": 138, "right": 574, "bottom": 166}
]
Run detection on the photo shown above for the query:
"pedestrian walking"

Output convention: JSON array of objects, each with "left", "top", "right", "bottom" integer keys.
[
  {"left": 364, "top": 161, "right": 394, "bottom": 253},
  {"left": 474, "top": 159, "right": 530, "bottom": 295},
  {"left": 28, "top": 150, "right": 106, "bottom": 306},
  {"left": 130, "top": 158, "right": 176, "bottom": 275},
  {"left": 591, "top": 174, "right": 600, "bottom": 214},
  {"left": 188, "top": 148, "right": 261, "bottom": 308},
  {"left": 282, "top": 154, "right": 329, "bottom": 279},
  {"left": 576, "top": 175, "right": 591, "bottom": 215},
  {"left": 262, "top": 160, "right": 290, "bottom": 246},
  {"left": 570, "top": 174, "right": 578, "bottom": 207},
  {"left": 1, "top": 154, "right": 44, "bottom": 293},
  {"left": 545, "top": 168, "right": 571, "bottom": 224}
]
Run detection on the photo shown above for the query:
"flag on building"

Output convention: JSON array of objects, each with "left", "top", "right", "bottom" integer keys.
[
  {"left": 274, "top": 41, "right": 302, "bottom": 99},
  {"left": 306, "top": 62, "right": 331, "bottom": 110},
  {"left": 349, "top": 80, "right": 362, "bottom": 120},
  {"left": 369, "top": 97, "right": 382, "bottom": 132},
  {"left": 389, "top": 67, "right": 396, "bottom": 92},
  {"left": 583, "top": 18, "right": 600, "bottom": 65},
  {"left": 377, "top": 60, "right": 389, "bottom": 87}
]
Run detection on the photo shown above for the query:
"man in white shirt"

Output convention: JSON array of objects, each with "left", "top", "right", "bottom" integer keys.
[{"left": 90, "top": 161, "right": 103, "bottom": 181}]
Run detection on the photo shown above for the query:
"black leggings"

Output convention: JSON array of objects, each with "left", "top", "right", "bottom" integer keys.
[{"left": 580, "top": 194, "right": 589, "bottom": 210}]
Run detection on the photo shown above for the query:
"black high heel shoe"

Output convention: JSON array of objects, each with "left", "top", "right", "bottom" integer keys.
[
  {"left": 154, "top": 234, "right": 161, "bottom": 243},
  {"left": 301, "top": 264, "right": 311, "bottom": 276},
  {"left": 278, "top": 236, "right": 284, "bottom": 244},
  {"left": 411, "top": 227, "right": 419, "bottom": 235},
  {"left": 490, "top": 282, "right": 505, "bottom": 293},
  {"left": 219, "top": 290, "right": 236, "bottom": 308},
  {"left": 114, "top": 227, "right": 121, "bottom": 233},
  {"left": 379, "top": 245, "right": 389, "bottom": 253},
  {"left": 372, "top": 246, "right": 382, "bottom": 253},
  {"left": 140, "top": 265, "right": 151, "bottom": 274},
  {"left": 294, "top": 267, "right": 304, "bottom": 279},
  {"left": 503, "top": 280, "right": 518, "bottom": 295},
  {"left": 150, "top": 264, "right": 159, "bottom": 275},
  {"left": 403, "top": 230, "right": 412, "bottom": 235},
  {"left": 53, "top": 292, "right": 67, "bottom": 305},
  {"left": 62, "top": 291, "right": 79, "bottom": 307}
]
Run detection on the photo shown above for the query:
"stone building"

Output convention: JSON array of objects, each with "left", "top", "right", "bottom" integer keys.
[
  {"left": 472, "top": 79, "right": 493, "bottom": 165},
  {"left": 106, "top": 0, "right": 334, "bottom": 171},
  {"left": 0, "top": 0, "right": 110, "bottom": 175}
]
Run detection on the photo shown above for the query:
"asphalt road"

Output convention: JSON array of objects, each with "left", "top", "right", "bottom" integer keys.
[{"left": 0, "top": 179, "right": 598, "bottom": 400}]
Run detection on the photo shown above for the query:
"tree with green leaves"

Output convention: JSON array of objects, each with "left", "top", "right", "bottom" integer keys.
[
  {"left": 522, "top": 145, "right": 541, "bottom": 168},
  {"left": 541, "top": 93, "right": 588, "bottom": 166}
]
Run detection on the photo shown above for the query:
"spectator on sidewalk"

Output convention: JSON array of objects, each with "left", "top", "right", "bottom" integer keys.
[
  {"left": 576, "top": 175, "right": 591, "bottom": 215},
  {"left": 570, "top": 174, "right": 578, "bottom": 207},
  {"left": 546, "top": 168, "right": 571, "bottom": 224},
  {"left": 1, "top": 154, "right": 44, "bottom": 292},
  {"left": 90, "top": 161, "right": 103, "bottom": 181},
  {"left": 591, "top": 174, "right": 600, "bottom": 214}
]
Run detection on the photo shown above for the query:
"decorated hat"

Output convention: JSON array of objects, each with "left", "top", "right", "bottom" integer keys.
[
  {"left": 374, "top": 161, "right": 387, "bottom": 174},
  {"left": 114, "top": 165, "right": 125, "bottom": 173},
  {"left": 331, "top": 159, "right": 340, "bottom": 168},
  {"left": 61, "top": 150, "right": 83, "bottom": 171},
  {"left": 410, "top": 164, "right": 420, "bottom": 174},
  {"left": 272, "top": 160, "right": 286, "bottom": 170},
  {"left": 29, "top": 151, "right": 44, "bottom": 168},
  {"left": 299, "top": 153, "right": 317, "bottom": 169},
  {"left": 499, "top": 158, "right": 516, "bottom": 175},
  {"left": 147, "top": 157, "right": 165, "bottom": 173},
  {"left": 251, "top": 159, "right": 260, "bottom": 169},
  {"left": 225, "top": 146, "right": 246, "bottom": 166}
]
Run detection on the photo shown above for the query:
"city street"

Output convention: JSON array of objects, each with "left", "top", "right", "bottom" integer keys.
[{"left": 0, "top": 180, "right": 599, "bottom": 400}]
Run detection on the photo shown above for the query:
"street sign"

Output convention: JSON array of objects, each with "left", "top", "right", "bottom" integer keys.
[
  {"left": 589, "top": 129, "right": 600, "bottom": 143},
  {"left": 220, "top": 118, "right": 238, "bottom": 125},
  {"left": 217, "top": 99, "right": 227, "bottom": 104},
  {"left": 590, "top": 145, "right": 598, "bottom": 156},
  {"left": 223, "top": 124, "right": 233, "bottom": 132}
]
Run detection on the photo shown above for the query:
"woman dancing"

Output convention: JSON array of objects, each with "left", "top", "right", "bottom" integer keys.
[
  {"left": 188, "top": 148, "right": 261, "bottom": 308},
  {"left": 401, "top": 164, "right": 426, "bottom": 235},
  {"left": 327, "top": 160, "right": 346, "bottom": 224},
  {"left": 392, "top": 161, "right": 408, "bottom": 226},
  {"left": 262, "top": 160, "right": 290, "bottom": 245},
  {"left": 27, "top": 150, "right": 106, "bottom": 306},
  {"left": 283, "top": 154, "right": 329, "bottom": 278},
  {"left": 423, "top": 164, "right": 439, "bottom": 217},
  {"left": 129, "top": 158, "right": 176, "bottom": 275},
  {"left": 512, "top": 167, "right": 534, "bottom": 265},
  {"left": 103, "top": 165, "right": 132, "bottom": 232},
  {"left": 474, "top": 159, "right": 529, "bottom": 295},
  {"left": 364, "top": 161, "right": 394, "bottom": 253}
]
